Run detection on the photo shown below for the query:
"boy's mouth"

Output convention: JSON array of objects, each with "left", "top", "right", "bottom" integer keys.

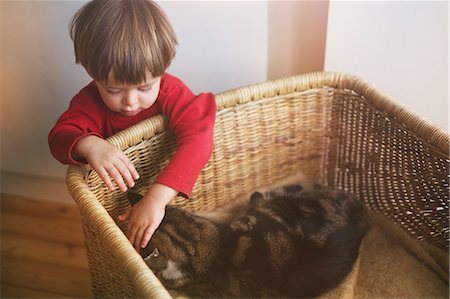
[{"left": 121, "top": 109, "right": 141, "bottom": 116}]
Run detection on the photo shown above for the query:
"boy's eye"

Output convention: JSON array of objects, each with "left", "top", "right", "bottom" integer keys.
[
  {"left": 138, "top": 85, "right": 152, "bottom": 92},
  {"left": 106, "top": 89, "right": 121, "bottom": 95}
]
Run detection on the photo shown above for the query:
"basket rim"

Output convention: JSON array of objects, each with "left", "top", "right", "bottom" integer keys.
[
  {"left": 67, "top": 71, "right": 450, "bottom": 198},
  {"left": 67, "top": 71, "right": 449, "bottom": 199},
  {"left": 98, "top": 71, "right": 449, "bottom": 155}
]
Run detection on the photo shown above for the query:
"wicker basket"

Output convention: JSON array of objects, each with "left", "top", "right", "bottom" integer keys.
[{"left": 66, "top": 72, "right": 449, "bottom": 298}]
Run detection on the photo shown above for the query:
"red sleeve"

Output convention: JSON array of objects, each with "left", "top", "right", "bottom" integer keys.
[
  {"left": 48, "top": 88, "right": 105, "bottom": 165},
  {"left": 155, "top": 86, "right": 216, "bottom": 197}
]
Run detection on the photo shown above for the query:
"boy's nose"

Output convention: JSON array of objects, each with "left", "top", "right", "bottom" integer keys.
[{"left": 123, "top": 92, "right": 138, "bottom": 106}]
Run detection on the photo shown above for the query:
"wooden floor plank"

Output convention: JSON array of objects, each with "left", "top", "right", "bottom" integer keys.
[
  {"left": 1, "top": 232, "right": 88, "bottom": 270},
  {"left": 1, "top": 283, "right": 73, "bottom": 298},
  {"left": 1, "top": 256, "right": 92, "bottom": 298},
  {"left": 1, "top": 194, "right": 81, "bottom": 221},
  {"left": 0, "top": 193, "right": 93, "bottom": 297},
  {"left": 1, "top": 212, "right": 85, "bottom": 245}
]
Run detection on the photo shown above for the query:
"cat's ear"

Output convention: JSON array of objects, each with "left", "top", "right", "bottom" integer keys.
[
  {"left": 128, "top": 191, "right": 143, "bottom": 206},
  {"left": 250, "top": 191, "right": 265, "bottom": 206},
  {"left": 140, "top": 243, "right": 156, "bottom": 258},
  {"left": 312, "top": 183, "right": 326, "bottom": 190},
  {"left": 283, "top": 184, "right": 304, "bottom": 194}
]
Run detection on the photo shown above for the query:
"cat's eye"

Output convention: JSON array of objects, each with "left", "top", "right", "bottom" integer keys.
[
  {"left": 150, "top": 248, "right": 159, "bottom": 258},
  {"left": 144, "top": 247, "right": 159, "bottom": 262}
]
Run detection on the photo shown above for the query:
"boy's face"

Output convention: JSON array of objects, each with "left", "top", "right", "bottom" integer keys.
[{"left": 95, "top": 75, "right": 161, "bottom": 117}]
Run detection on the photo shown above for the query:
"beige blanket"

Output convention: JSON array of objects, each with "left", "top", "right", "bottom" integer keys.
[{"left": 322, "top": 211, "right": 449, "bottom": 299}]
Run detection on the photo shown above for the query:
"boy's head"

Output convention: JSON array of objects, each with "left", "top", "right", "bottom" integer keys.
[{"left": 70, "top": 0, "right": 177, "bottom": 85}]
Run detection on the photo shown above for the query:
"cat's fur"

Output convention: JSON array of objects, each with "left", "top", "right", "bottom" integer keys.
[{"left": 130, "top": 184, "right": 369, "bottom": 298}]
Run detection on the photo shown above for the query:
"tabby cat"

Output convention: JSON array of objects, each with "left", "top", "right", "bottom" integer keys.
[{"left": 128, "top": 184, "right": 369, "bottom": 298}]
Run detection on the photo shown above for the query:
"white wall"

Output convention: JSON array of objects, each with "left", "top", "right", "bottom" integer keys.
[
  {"left": 325, "top": 1, "right": 448, "bottom": 132},
  {"left": 268, "top": 1, "right": 329, "bottom": 79},
  {"left": 160, "top": 1, "right": 268, "bottom": 93},
  {"left": 2, "top": 1, "right": 447, "bottom": 201},
  {"left": 0, "top": 1, "right": 268, "bottom": 200}
]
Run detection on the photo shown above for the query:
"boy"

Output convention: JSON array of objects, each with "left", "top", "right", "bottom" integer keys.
[{"left": 48, "top": 0, "right": 216, "bottom": 250}]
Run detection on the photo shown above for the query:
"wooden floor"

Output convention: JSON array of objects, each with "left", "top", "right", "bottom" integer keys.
[{"left": 1, "top": 194, "right": 93, "bottom": 298}]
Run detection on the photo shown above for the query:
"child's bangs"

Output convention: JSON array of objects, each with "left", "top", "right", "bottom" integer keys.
[{"left": 106, "top": 44, "right": 164, "bottom": 85}]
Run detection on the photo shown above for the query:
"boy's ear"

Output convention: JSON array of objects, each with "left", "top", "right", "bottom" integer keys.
[{"left": 127, "top": 192, "right": 143, "bottom": 206}]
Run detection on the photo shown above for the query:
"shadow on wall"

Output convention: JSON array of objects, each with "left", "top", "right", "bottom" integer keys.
[
  {"left": 1, "top": 1, "right": 91, "bottom": 181},
  {"left": 268, "top": 0, "right": 329, "bottom": 79}
]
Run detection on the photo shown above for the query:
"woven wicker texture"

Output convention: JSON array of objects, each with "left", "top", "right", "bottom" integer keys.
[{"left": 66, "top": 72, "right": 449, "bottom": 298}]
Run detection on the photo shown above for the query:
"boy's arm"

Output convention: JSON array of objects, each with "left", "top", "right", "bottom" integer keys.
[
  {"left": 49, "top": 92, "right": 139, "bottom": 191},
  {"left": 156, "top": 87, "right": 216, "bottom": 197},
  {"left": 48, "top": 92, "right": 104, "bottom": 165},
  {"left": 118, "top": 87, "right": 215, "bottom": 249}
]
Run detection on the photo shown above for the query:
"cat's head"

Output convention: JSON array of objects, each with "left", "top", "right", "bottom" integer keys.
[
  {"left": 249, "top": 183, "right": 304, "bottom": 205},
  {"left": 140, "top": 205, "right": 221, "bottom": 288}
]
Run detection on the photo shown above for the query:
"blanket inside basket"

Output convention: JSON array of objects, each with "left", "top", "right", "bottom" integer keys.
[{"left": 321, "top": 211, "right": 449, "bottom": 299}]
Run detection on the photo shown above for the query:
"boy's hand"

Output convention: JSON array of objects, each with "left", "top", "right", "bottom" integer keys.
[
  {"left": 118, "top": 183, "right": 177, "bottom": 249},
  {"left": 74, "top": 135, "right": 139, "bottom": 191}
]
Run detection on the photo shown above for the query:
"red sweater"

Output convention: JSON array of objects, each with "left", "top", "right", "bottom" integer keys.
[{"left": 48, "top": 74, "right": 216, "bottom": 197}]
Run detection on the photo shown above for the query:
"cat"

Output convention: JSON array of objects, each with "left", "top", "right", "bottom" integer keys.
[{"left": 128, "top": 183, "right": 369, "bottom": 298}]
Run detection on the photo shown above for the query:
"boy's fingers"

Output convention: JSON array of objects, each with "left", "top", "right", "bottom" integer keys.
[
  {"left": 134, "top": 227, "right": 145, "bottom": 250},
  {"left": 118, "top": 210, "right": 130, "bottom": 221},
  {"left": 106, "top": 165, "right": 127, "bottom": 192},
  {"left": 97, "top": 167, "right": 114, "bottom": 191},
  {"left": 141, "top": 226, "right": 155, "bottom": 248},
  {"left": 114, "top": 160, "right": 135, "bottom": 189},
  {"left": 131, "top": 168, "right": 140, "bottom": 181},
  {"left": 121, "top": 156, "right": 140, "bottom": 181},
  {"left": 127, "top": 224, "right": 137, "bottom": 248}
]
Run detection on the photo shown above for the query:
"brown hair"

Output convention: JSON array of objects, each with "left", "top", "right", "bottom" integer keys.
[{"left": 70, "top": 0, "right": 177, "bottom": 84}]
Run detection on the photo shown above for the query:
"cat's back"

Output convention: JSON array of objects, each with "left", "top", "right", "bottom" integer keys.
[{"left": 227, "top": 184, "right": 369, "bottom": 298}]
